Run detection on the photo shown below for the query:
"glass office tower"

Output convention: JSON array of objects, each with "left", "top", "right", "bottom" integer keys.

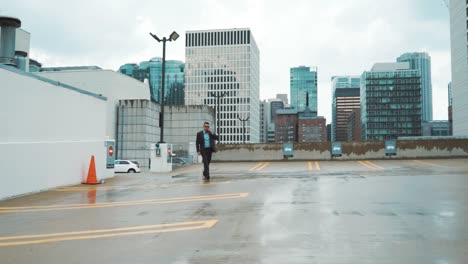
[{"left": 290, "top": 66, "right": 317, "bottom": 111}]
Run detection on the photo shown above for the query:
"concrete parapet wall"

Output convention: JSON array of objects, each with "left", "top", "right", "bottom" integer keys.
[{"left": 213, "top": 139, "right": 468, "bottom": 161}]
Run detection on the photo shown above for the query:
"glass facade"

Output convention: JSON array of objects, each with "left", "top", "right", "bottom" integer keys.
[
  {"left": 270, "top": 100, "right": 284, "bottom": 123},
  {"left": 331, "top": 76, "right": 361, "bottom": 141},
  {"left": 185, "top": 29, "right": 260, "bottom": 144},
  {"left": 361, "top": 67, "right": 422, "bottom": 141},
  {"left": 118, "top": 59, "right": 185, "bottom": 105},
  {"left": 118, "top": 63, "right": 144, "bottom": 81},
  {"left": 397, "top": 52, "right": 433, "bottom": 121},
  {"left": 290, "top": 66, "right": 317, "bottom": 111},
  {"left": 422, "top": 121, "right": 451, "bottom": 136},
  {"left": 28, "top": 59, "right": 41, "bottom": 72}
]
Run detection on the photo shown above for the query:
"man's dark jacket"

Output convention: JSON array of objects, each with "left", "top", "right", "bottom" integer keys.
[{"left": 196, "top": 131, "right": 219, "bottom": 152}]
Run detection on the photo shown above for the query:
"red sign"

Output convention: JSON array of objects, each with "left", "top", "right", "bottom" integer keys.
[{"left": 108, "top": 146, "right": 114, "bottom": 157}]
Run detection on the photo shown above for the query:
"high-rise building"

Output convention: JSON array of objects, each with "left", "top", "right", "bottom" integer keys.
[
  {"left": 118, "top": 63, "right": 146, "bottom": 81},
  {"left": 346, "top": 109, "right": 361, "bottom": 142},
  {"left": 268, "top": 99, "right": 284, "bottom": 123},
  {"left": 422, "top": 121, "right": 451, "bottom": 137},
  {"left": 331, "top": 76, "right": 361, "bottom": 141},
  {"left": 118, "top": 59, "right": 185, "bottom": 105},
  {"left": 448, "top": 82, "right": 453, "bottom": 107},
  {"left": 298, "top": 111, "right": 326, "bottom": 143},
  {"left": 275, "top": 94, "right": 326, "bottom": 143},
  {"left": 275, "top": 109, "right": 298, "bottom": 143},
  {"left": 265, "top": 99, "right": 284, "bottom": 143},
  {"left": 448, "top": 82, "right": 453, "bottom": 135},
  {"left": 267, "top": 127, "right": 276, "bottom": 143},
  {"left": 361, "top": 62, "right": 422, "bottom": 141},
  {"left": 276, "top": 93, "right": 288, "bottom": 105},
  {"left": 275, "top": 108, "right": 326, "bottom": 143},
  {"left": 449, "top": 0, "right": 468, "bottom": 135},
  {"left": 162, "top": 60, "right": 185, "bottom": 106},
  {"left": 185, "top": 28, "right": 260, "bottom": 143},
  {"left": 397, "top": 52, "right": 433, "bottom": 121},
  {"left": 290, "top": 66, "right": 317, "bottom": 111},
  {"left": 326, "top": 124, "right": 332, "bottom": 142},
  {"left": 260, "top": 100, "right": 268, "bottom": 143}
]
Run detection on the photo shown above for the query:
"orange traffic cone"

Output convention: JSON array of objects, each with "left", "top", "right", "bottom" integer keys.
[{"left": 83, "top": 155, "right": 100, "bottom": 185}]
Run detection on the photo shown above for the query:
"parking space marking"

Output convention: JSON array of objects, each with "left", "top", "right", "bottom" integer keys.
[
  {"left": 307, "top": 162, "right": 321, "bottom": 171},
  {"left": 413, "top": 160, "right": 447, "bottom": 168},
  {"left": 358, "top": 161, "right": 373, "bottom": 169},
  {"left": 0, "top": 220, "right": 218, "bottom": 247},
  {"left": 0, "top": 193, "right": 249, "bottom": 214},
  {"left": 249, "top": 162, "right": 265, "bottom": 171},
  {"left": 364, "top": 161, "right": 384, "bottom": 169},
  {"left": 54, "top": 181, "right": 232, "bottom": 191},
  {"left": 249, "top": 162, "right": 270, "bottom": 171},
  {"left": 257, "top": 162, "right": 270, "bottom": 171},
  {"left": 315, "top": 161, "right": 321, "bottom": 171},
  {"left": 358, "top": 161, "right": 384, "bottom": 170}
]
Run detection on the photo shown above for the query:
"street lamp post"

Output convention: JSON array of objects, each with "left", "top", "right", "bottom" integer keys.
[
  {"left": 149, "top": 31, "right": 179, "bottom": 143},
  {"left": 237, "top": 114, "right": 250, "bottom": 144},
  {"left": 209, "top": 91, "right": 227, "bottom": 139}
]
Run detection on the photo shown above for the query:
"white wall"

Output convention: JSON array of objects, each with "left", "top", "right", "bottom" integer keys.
[
  {"left": 164, "top": 105, "right": 215, "bottom": 146},
  {"left": 0, "top": 141, "right": 107, "bottom": 199},
  {"left": 0, "top": 67, "right": 109, "bottom": 200},
  {"left": 450, "top": 0, "right": 468, "bottom": 135},
  {"left": 35, "top": 70, "right": 151, "bottom": 140}
]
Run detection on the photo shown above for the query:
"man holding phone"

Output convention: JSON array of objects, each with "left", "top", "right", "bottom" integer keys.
[{"left": 196, "top": 121, "right": 219, "bottom": 181}]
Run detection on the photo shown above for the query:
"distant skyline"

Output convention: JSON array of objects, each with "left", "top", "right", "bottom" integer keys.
[{"left": 1, "top": 0, "right": 451, "bottom": 122}]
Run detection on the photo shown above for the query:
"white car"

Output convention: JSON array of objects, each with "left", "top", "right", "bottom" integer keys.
[{"left": 114, "top": 160, "right": 141, "bottom": 173}]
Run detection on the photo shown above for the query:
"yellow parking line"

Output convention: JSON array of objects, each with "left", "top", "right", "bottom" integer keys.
[
  {"left": 413, "top": 160, "right": 447, "bottom": 168},
  {"left": 358, "top": 161, "right": 374, "bottom": 169},
  {"left": 0, "top": 193, "right": 249, "bottom": 213},
  {"left": 364, "top": 161, "right": 384, "bottom": 170},
  {"left": 257, "top": 162, "right": 270, "bottom": 171},
  {"left": 315, "top": 161, "right": 321, "bottom": 171},
  {"left": 307, "top": 162, "right": 313, "bottom": 171},
  {"left": 249, "top": 162, "right": 264, "bottom": 171},
  {"left": 54, "top": 181, "right": 232, "bottom": 191},
  {"left": 0, "top": 220, "right": 218, "bottom": 247},
  {"left": 358, "top": 160, "right": 384, "bottom": 170}
]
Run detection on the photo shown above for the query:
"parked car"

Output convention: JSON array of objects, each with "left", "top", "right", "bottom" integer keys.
[
  {"left": 114, "top": 160, "right": 141, "bottom": 173},
  {"left": 172, "top": 157, "right": 187, "bottom": 165}
]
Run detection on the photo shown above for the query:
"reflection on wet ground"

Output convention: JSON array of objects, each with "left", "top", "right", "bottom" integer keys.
[{"left": 0, "top": 159, "right": 467, "bottom": 263}]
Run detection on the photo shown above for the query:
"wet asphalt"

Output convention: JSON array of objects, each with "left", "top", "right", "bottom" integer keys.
[{"left": 0, "top": 159, "right": 467, "bottom": 264}]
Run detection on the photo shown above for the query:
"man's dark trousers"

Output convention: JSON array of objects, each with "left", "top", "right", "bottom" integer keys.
[{"left": 201, "top": 147, "right": 213, "bottom": 179}]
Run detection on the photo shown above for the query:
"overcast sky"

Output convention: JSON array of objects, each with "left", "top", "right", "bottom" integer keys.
[{"left": 2, "top": 0, "right": 451, "bottom": 122}]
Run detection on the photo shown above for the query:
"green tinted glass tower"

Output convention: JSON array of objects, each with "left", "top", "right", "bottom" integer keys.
[
  {"left": 397, "top": 52, "right": 432, "bottom": 121},
  {"left": 118, "top": 59, "right": 185, "bottom": 105},
  {"left": 290, "top": 66, "right": 317, "bottom": 111}
]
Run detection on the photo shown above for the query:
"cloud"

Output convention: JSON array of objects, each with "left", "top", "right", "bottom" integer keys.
[{"left": 3, "top": 0, "right": 451, "bottom": 121}]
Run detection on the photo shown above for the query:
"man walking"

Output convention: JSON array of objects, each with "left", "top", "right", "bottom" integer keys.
[{"left": 196, "top": 121, "right": 219, "bottom": 181}]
